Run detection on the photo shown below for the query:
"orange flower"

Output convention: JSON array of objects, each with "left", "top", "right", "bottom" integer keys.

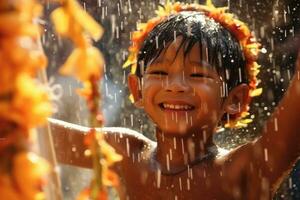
[
  {"left": 12, "top": 152, "right": 50, "bottom": 200},
  {"left": 122, "top": 52, "right": 137, "bottom": 69},
  {"left": 0, "top": 127, "right": 26, "bottom": 152},
  {"left": 0, "top": 1, "right": 50, "bottom": 200},
  {"left": 0, "top": 152, "right": 50, "bottom": 200},
  {"left": 84, "top": 129, "right": 98, "bottom": 147},
  {"left": 0, "top": 0, "right": 42, "bottom": 36},
  {"left": 51, "top": 0, "right": 103, "bottom": 47},
  {"left": 101, "top": 168, "right": 120, "bottom": 187},
  {"left": 0, "top": 74, "right": 52, "bottom": 130},
  {"left": 84, "top": 129, "right": 122, "bottom": 166},
  {"left": 100, "top": 139, "right": 123, "bottom": 167},
  {"left": 0, "top": 36, "right": 47, "bottom": 74},
  {"left": 76, "top": 188, "right": 91, "bottom": 200},
  {"left": 244, "top": 43, "right": 261, "bottom": 61},
  {"left": 84, "top": 129, "right": 122, "bottom": 188},
  {"left": 155, "top": 0, "right": 174, "bottom": 16},
  {"left": 51, "top": 1, "right": 122, "bottom": 199},
  {"left": 0, "top": 35, "right": 47, "bottom": 95},
  {"left": 76, "top": 188, "right": 108, "bottom": 200},
  {"left": 60, "top": 46, "right": 104, "bottom": 82},
  {"left": 0, "top": 59, "right": 18, "bottom": 94},
  {"left": 0, "top": 174, "right": 20, "bottom": 200},
  {"left": 230, "top": 22, "right": 250, "bottom": 41},
  {"left": 77, "top": 81, "right": 93, "bottom": 99}
]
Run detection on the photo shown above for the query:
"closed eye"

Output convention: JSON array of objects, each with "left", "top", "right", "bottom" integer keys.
[
  {"left": 148, "top": 71, "right": 168, "bottom": 75},
  {"left": 190, "top": 73, "right": 211, "bottom": 78}
]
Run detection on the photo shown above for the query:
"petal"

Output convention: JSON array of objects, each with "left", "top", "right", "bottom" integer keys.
[
  {"left": 59, "top": 48, "right": 80, "bottom": 76},
  {"left": 129, "top": 94, "right": 134, "bottom": 103},
  {"left": 123, "top": 53, "right": 136, "bottom": 68},
  {"left": 250, "top": 88, "right": 263, "bottom": 97},
  {"left": 13, "top": 152, "right": 50, "bottom": 200},
  {"left": 102, "top": 169, "right": 120, "bottom": 187},
  {"left": 0, "top": 175, "right": 20, "bottom": 200},
  {"left": 100, "top": 140, "right": 122, "bottom": 165},
  {"left": 51, "top": 8, "right": 70, "bottom": 36},
  {"left": 70, "top": 0, "right": 103, "bottom": 41},
  {"left": 60, "top": 47, "right": 104, "bottom": 81},
  {"left": 130, "top": 63, "right": 137, "bottom": 74}
]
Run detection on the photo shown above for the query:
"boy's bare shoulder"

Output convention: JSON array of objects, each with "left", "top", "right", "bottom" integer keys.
[
  {"left": 48, "top": 118, "right": 154, "bottom": 147},
  {"left": 48, "top": 118, "right": 155, "bottom": 167},
  {"left": 214, "top": 142, "right": 254, "bottom": 172},
  {"left": 99, "top": 127, "right": 156, "bottom": 155}
]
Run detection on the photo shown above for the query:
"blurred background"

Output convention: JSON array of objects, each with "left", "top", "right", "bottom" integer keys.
[{"left": 41, "top": 0, "right": 300, "bottom": 199}]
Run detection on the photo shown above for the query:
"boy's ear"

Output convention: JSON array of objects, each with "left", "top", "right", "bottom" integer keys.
[
  {"left": 223, "top": 84, "right": 249, "bottom": 115},
  {"left": 128, "top": 74, "right": 143, "bottom": 108}
]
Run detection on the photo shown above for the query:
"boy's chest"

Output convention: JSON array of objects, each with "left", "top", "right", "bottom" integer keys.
[{"left": 120, "top": 161, "right": 247, "bottom": 200}]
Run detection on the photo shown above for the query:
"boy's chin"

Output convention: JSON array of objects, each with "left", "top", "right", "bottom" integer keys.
[{"left": 159, "top": 124, "right": 197, "bottom": 137}]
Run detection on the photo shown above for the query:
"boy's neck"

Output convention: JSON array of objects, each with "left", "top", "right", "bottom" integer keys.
[{"left": 155, "top": 127, "right": 216, "bottom": 175}]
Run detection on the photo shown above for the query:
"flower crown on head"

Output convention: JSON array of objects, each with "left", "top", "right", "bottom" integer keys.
[{"left": 123, "top": 0, "right": 262, "bottom": 128}]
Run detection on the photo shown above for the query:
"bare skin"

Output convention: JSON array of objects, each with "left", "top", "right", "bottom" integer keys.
[{"left": 49, "top": 38, "right": 300, "bottom": 200}]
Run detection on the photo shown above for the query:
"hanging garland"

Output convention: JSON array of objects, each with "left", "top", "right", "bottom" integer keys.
[
  {"left": 50, "top": 0, "right": 122, "bottom": 199},
  {"left": 0, "top": 0, "right": 122, "bottom": 199},
  {"left": 0, "top": 0, "right": 51, "bottom": 199}
]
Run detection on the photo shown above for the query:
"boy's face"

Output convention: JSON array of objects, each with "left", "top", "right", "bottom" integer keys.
[{"left": 132, "top": 37, "right": 226, "bottom": 136}]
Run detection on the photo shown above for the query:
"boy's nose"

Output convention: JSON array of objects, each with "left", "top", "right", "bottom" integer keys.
[{"left": 165, "top": 75, "right": 190, "bottom": 93}]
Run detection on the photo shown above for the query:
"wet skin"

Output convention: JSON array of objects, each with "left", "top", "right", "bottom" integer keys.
[
  {"left": 49, "top": 41, "right": 300, "bottom": 199},
  {"left": 137, "top": 37, "right": 225, "bottom": 137}
]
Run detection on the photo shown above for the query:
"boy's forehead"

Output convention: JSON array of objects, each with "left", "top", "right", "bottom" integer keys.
[{"left": 155, "top": 36, "right": 201, "bottom": 64}]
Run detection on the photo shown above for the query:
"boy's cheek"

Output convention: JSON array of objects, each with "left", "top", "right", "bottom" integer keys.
[
  {"left": 142, "top": 78, "right": 165, "bottom": 90},
  {"left": 195, "top": 85, "right": 222, "bottom": 102}
]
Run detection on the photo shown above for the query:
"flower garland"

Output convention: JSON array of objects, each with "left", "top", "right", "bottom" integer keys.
[
  {"left": 123, "top": 0, "right": 262, "bottom": 128},
  {"left": 0, "top": 0, "right": 51, "bottom": 199},
  {"left": 51, "top": 0, "right": 122, "bottom": 199}
]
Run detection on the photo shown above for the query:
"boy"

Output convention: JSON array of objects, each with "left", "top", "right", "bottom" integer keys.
[{"left": 49, "top": 4, "right": 300, "bottom": 200}]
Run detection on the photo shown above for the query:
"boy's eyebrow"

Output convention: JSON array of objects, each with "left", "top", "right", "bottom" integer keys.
[
  {"left": 149, "top": 60, "right": 215, "bottom": 71},
  {"left": 189, "top": 60, "right": 213, "bottom": 69},
  {"left": 149, "top": 55, "right": 215, "bottom": 69},
  {"left": 151, "top": 57, "right": 172, "bottom": 64},
  {"left": 189, "top": 61, "right": 220, "bottom": 76}
]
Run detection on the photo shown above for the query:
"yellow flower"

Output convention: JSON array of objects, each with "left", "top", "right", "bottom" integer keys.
[
  {"left": 206, "top": 0, "right": 215, "bottom": 7},
  {"left": 60, "top": 46, "right": 104, "bottom": 81},
  {"left": 100, "top": 140, "right": 123, "bottom": 166},
  {"left": 244, "top": 43, "right": 261, "bottom": 61},
  {"left": 122, "top": 52, "right": 136, "bottom": 69},
  {"left": 155, "top": 0, "right": 174, "bottom": 17},
  {"left": 250, "top": 88, "right": 263, "bottom": 97}
]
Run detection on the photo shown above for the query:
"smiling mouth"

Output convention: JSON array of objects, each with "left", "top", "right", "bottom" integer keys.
[{"left": 159, "top": 103, "right": 195, "bottom": 111}]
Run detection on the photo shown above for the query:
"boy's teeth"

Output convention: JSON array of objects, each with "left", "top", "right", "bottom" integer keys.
[{"left": 162, "top": 103, "right": 193, "bottom": 110}]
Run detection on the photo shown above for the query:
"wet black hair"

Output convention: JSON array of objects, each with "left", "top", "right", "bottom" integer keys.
[{"left": 136, "top": 11, "right": 248, "bottom": 93}]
